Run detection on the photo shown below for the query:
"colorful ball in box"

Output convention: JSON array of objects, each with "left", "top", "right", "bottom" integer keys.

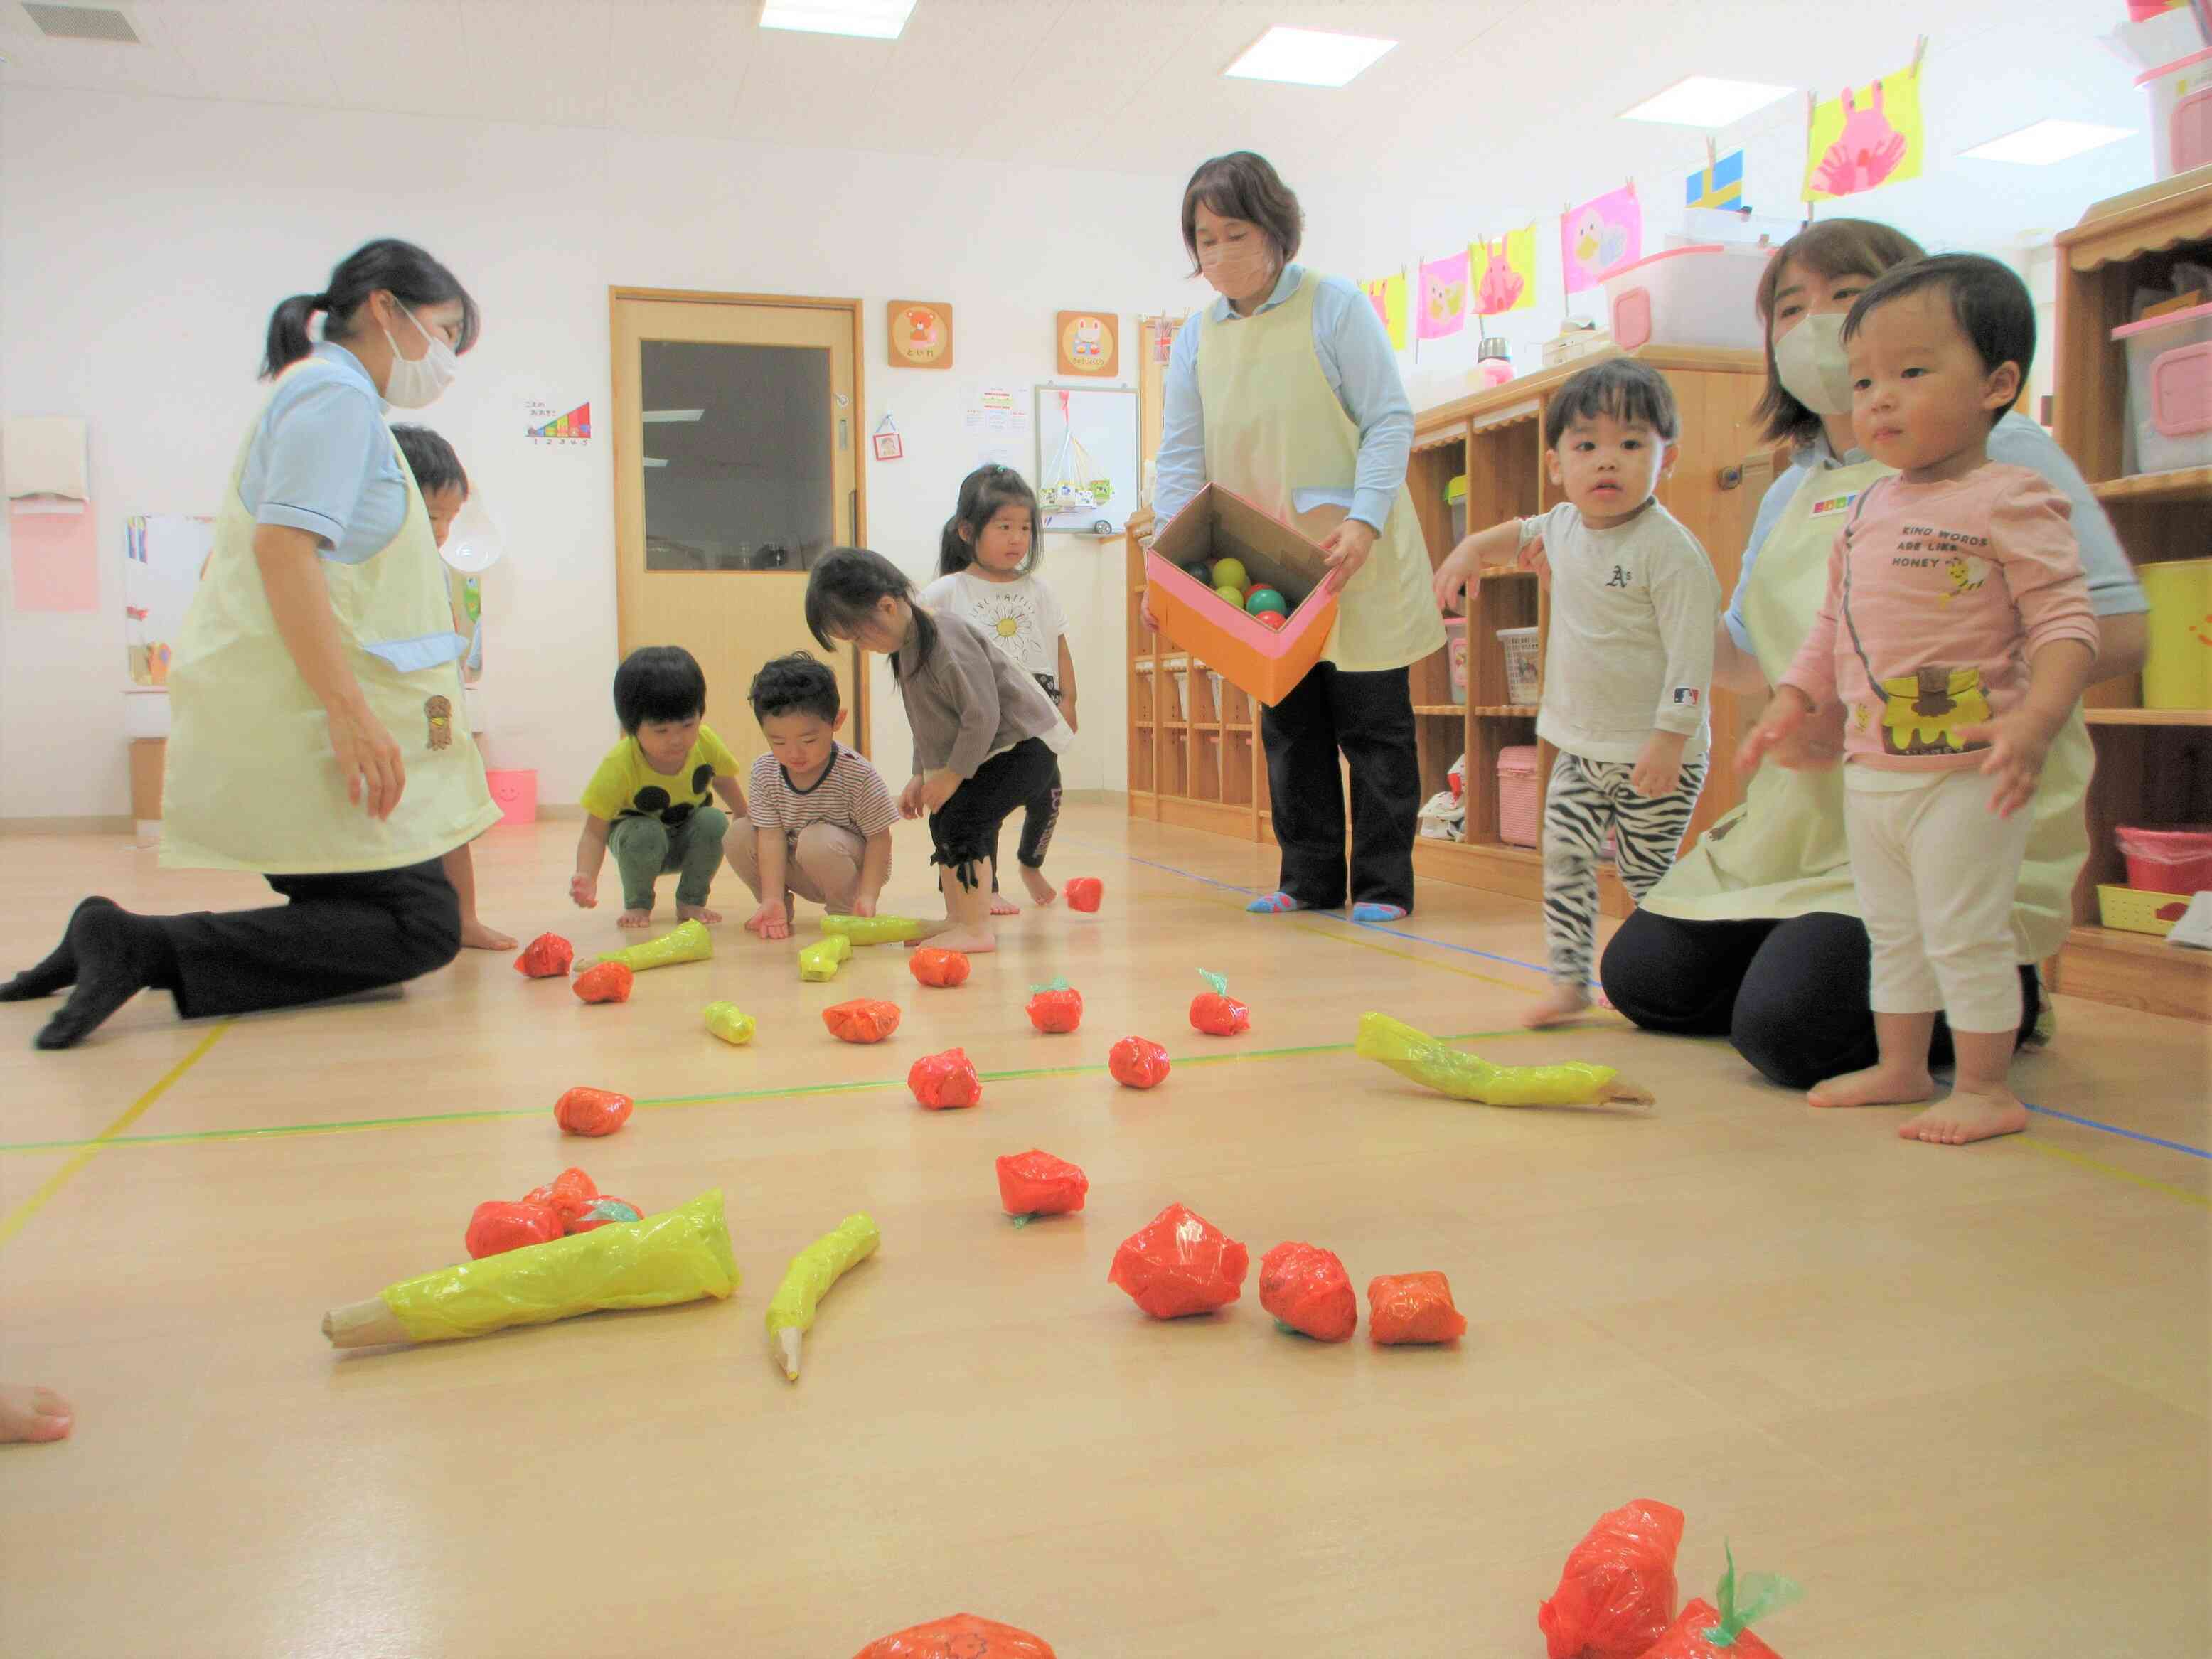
[{"left": 1143, "top": 484, "right": 1341, "bottom": 708}]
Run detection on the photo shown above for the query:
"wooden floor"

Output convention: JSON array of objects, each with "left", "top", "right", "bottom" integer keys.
[{"left": 1, "top": 803, "right": 2206, "bottom": 1658}]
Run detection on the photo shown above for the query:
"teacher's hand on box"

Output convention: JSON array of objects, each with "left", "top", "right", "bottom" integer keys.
[{"left": 1320, "top": 518, "right": 1377, "bottom": 594}]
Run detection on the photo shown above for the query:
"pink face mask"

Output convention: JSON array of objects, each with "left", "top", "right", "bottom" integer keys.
[{"left": 1201, "top": 237, "right": 1275, "bottom": 301}]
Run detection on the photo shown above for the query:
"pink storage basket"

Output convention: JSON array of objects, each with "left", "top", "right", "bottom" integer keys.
[
  {"left": 1499, "top": 745, "right": 1541, "bottom": 848},
  {"left": 486, "top": 767, "right": 538, "bottom": 826},
  {"left": 2117, "top": 824, "right": 2212, "bottom": 894},
  {"left": 2137, "top": 48, "right": 2212, "bottom": 181}
]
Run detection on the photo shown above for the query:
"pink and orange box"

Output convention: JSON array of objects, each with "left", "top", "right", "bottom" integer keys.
[{"left": 1145, "top": 484, "right": 1340, "bottom": 708}]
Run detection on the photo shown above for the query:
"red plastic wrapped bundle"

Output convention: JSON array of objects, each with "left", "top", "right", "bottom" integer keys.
[
  {"left": 1638, "top": 1546, "right": 1799, "bottom": 1658},
  {"left": 555, "top": 1086, "right": 634, "bottom": 1137},
  {"left": 1064, "top": 877, "right": 1103, "bottom": 912},
  {"left": 1026, "top": 979, "right": 1083, "bottom": 1033},
  {"left": 909, "top": 948, "right": 971, "bottom": 988},
  {"left": 567, "top": 1196, "right": 642, "bottom": 1234},
  {"left": 522, "top": 1166, "right": 600, "bottom": 1229},
  {"left": 909, "top": 1047, "right": 983, "bottom": 1110},
  {"left": 1189, "top": 969, "right": 1250, "bottom": 1036},
  {"left": 1259, "top": 1242, "right": 1357, "bottom": 1341},
  {"left": 995, "top": 1149, "right": 1088, "bottom": 1216},
  {"left": 851, "top": 1613, "right": 1055, "bottom": 1659},
  {"left": 825, "top": 998, "right": 902, "bottom": 1044},
  {"left": 464, "top": 1199, "right": 562, "bottom": 1259},
  {"left": 1640, "top": 1601, "right": 1783, "bottom": 1659},
  {"left": 1108, "top": 1202, "right": 1248, "bottom": 1318},
  {"left": 1108, "top": 1035, "right": 1171, "bottom": 1089},
  {"left": 572, "top": 961, "right": 633, "bottom": 1003},
  {"left": 1367, "top": 1271, "right": 1467, "bottom": 1345},
  {"left": 1537, "top": 1498, "right": 1685, "bottom": 1659},
  {"left": 513, "top": 932, "right": 574, "bottom": 978}
]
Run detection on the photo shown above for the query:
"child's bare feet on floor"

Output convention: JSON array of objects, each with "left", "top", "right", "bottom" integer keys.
[
  {"left": 926, "top": 927, "right": 997, "bottom": 954},
  {"left": 677, "top": 903, "right": 722, "bottom": 925},
  {"left": 459, "top": 919, "right": 518, "bottom": 951},
  {"left": 1900, "top": 1085, "right": 2029, "bottom": 1146},
  {"left": 0, "top": 1384, "right": 73, "bottom": 1444},
  {"left": 619, "top": 907, "right": 653, "bottom": 930},
  {"left": 1520, "top": 986, "right": 1593, "bottom": 1029},
  {"left": 1808, "top": 1064, "right": 1933, "bottom": 1109},
  {"left": 990, "top": 894, "right": 1021, "bottom": 917},
  {"left": 1021, "top": 868, "right": 1058, "bottom": 907}
]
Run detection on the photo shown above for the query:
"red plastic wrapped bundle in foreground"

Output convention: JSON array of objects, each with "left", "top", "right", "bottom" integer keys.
[
  {"left": 1063, "top": 877, "right": 1103, "bottom": 912},
  {"left": 1259, "top": 1241, "right": 1357, "bottom": 1341},
  {"left": 1537, "top": 1498, "right": 1685, "bottom": 1659},
  {"left": 1367, "top": 1271, "right": 1466, "bottom": 1345},
  {"left": 1108, "top": 1035, "right": 1171, "bottom": 1089},
  {"left": 1189, "top": 969, "right": 1250, "bottom": 1036},
  {"left": 555, "top": 1086, "right": 634, "bottom": 1137},
  {"left": 908, "top": 948, "right": 971, "bottom": 988},
  {"left": 464, "top": 1200, "right": 562, "bottom": 1259},
  {"left": 522, "top": 1166, "right": 600, "bottom": 1230},
  {"left": 1025, "top": 978, "right": 1083, "bottom": 1033},
  {"left": 825, "top": 998, "right": 902, "bottom": 1044},
  {"left": 572, "top": 961, "right": 633, "bottom": 1003},
  {"left": 908, "top": 1047, "right": 983, "bottom": 1110},
  {"left": 1108, "top": 1202, "right": 1248, "bottom": 1318},
  {"left": 851, "top": 1613, "right": 1055, "bottom": 1659},
  {"left": 995, "top": 1149, "right": 1087, "bottom": 1217},
  {"left": 1638, "top": 1546, "right": 1799, "bottom": 1659},
  {"left": 513, "top": 932, "right": 574, "bottom": 978}
]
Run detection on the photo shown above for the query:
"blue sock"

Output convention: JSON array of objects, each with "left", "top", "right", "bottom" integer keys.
[{"left": 1350, "top": 902, "right": 1408, "bottom": 923}]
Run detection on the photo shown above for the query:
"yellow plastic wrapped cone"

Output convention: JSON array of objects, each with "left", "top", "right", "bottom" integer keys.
[
  {"left": 704, "top": 1001, "right": 756, "bottom": 1045},
  {"left": 799, "top": 933, "right": 853, "bottom": 982},
  {"left": 766, "top": 1212, "right": 879, "bottom": 1380},
  {"left": 821, "top": 914, "right": 926, "bottom": 946},
  {"left": 1356, "top": 1012, "right": 1655, "bottom": 1106},
  {"left": 323, "top": 1190, "right": 739, "bottom": 1348},
  {"left": 592, "top": 917, "right": 712, "bottom": 973}
]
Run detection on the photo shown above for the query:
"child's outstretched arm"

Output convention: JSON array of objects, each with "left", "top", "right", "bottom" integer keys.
[
  {"left": 855, "top": 829, "right": 893, "bottom": 917},
  {"left": 1433, "top": 519, "right": 1522, "bottom": 614},
  {"left": 712, "top": 774, "right": 747, "bottom": 817},
  {"left": 570, "top": 816, "right": 611, "bottom": 907},
  {"left": 747, "top": 828, "right": 791, "bottom": 939},
  {"left": 1742, "top": 533, "right": 1848, "bottom": 773}
]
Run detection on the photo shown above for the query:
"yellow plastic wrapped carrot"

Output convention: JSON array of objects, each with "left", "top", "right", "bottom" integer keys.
[
  {"left": 704, "top": 1001, "right": 756, "bottom": 1045},
  {"left": 799, "top": 933, "right": 853, "bottom": 982},
  {"left": 821, "top": 914, "right": 927, "bottom": 946},
  {"left": 321, "top": 1190, "right": 739, "bottom": 1348},
  {"left": 592, "top": 917, "right": 712, "bottom": 972},
  {"left": 1356, "top": 1013, "right": 1655, "bottom": 1106},
  {"left": 766, "top": 1212, "right": 879, "bottom": 1381}
]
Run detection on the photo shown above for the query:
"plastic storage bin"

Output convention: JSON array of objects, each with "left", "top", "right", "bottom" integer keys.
[
  {"left": 2118, "top": 824, "right": 2212, "bottom": 894},
  {"left": 1446, "top": 474, "right": 1468, "bottom": 543},
  {"left": 2140, "top": 558, "right": 2212, "bottom": 710},
  {"left": 1601, "top": 244, "right": 1771, "bottom": 353},
  {"left": 1498, "top": 745, "right": 1540, "bottom": 848},
  {"left": 486, "top": 768, "right": 537, "bottom": 826},
  {"left": 1498, "top": 626, "right": 1542, "bottom": 705},
  {"left": 2113, "top": 301, "right": 2212, "bottom": 475},
  {"left": 2137, "top": 48, "right": 2212, "bottom": 180},
  {"left": 1443, "top": 617, "right": 1468, "bottom": 705}
]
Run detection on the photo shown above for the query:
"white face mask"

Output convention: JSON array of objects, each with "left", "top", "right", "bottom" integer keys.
[
  {"left": 1200, "top": 238, "right": 1276, "bottom": 302},
  {"left": 1772, "top": 311, "right": 1854, "bottom": 418},
  {"left": 380, "top": 302, "right": 459, "bottom": 409}
]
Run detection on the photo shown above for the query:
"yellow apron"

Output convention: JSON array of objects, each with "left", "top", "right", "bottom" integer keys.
[
  {"left": 1645, "top": 457, "right": 2093, "bottom": 961},
  {"left": 161, "top": 385, "right": 501, "bottom": 875},
  {"left": 1196, "top": 272, "right": 1444, "bottom": 673}
]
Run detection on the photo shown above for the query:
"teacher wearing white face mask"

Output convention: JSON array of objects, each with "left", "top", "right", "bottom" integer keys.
[
  {"left": 1153, "top": 151, "right": 1444, "bottom": 923},
  {"left": 3, "top": 238, "right": 502, "bottom": 1049}
]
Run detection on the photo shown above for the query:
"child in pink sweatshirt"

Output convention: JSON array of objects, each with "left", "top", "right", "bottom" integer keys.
[{"left": 1739, "top": 254, "right": 2098, "bottom": 1148}]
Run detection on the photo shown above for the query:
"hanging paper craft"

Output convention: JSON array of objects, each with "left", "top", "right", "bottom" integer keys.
[
  {"left": 1417, "top": 252, "right": 1470, "bottom": 341},
  {"left": 872, "top": 415, "right": 904, "bottom": 462},
  {"left": 1804, "top": 59, "right": 1925, "bottom": 201},
  {"left": 887, "top": 301, "right": 954, "bottom": 370},
  {"left": 1057, "top": 310, "right": 1119, "bottom": 378},
  {"left": 1470, "top": 228, "right": 1537, "bottom": 317},
  {"left": 1363, "top": 273, "right": 1410, "bottom": 350},
  {"left": 123, "top": 513, "right": 213, "bottom": 686},
  {"left": 1687, "top": 147, "right": 1746, "bottom": 209},
  {"left": 1561, "top": 185, "right": 1642, "bottom": 294}
]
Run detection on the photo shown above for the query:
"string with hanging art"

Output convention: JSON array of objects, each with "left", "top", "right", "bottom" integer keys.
[{"left": 1804, "top": 39, "right": 1928, "bottom": 202}]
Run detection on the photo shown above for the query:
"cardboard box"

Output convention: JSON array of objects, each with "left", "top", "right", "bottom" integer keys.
[{"left": 1145, "top": 484, "right": 1340, "bottom": 708}]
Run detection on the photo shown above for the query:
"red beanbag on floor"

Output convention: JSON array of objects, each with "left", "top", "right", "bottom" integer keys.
[
  {"left": 1064, "top": 877, "right": 1103, "bottom": 912},
  {"left": 909, "top": 1047, "right": 983, "bottom": 1110},
  {"left": 555, "top": 1086, "right": 634, "bottom": 1137},
  {"left": 825, "top": 998, "right": 902, "bottom": 1044},
  {"left": 1367, "top": 1271, "right": 1467, "bottom": 1345},
  {"left": 1108, "top": 1035, "right": 1172, "bottom": 1089},
  {"left": 1108, "top": 1202, "right": 1248, "bottom": 1318},
  {"left": 995, "top": 1149, "right": 1087, "bottom": 1217},
  {"left": 1026, "top": 980, "right": 1083, "bottom": 1033},
  {"left": 851, "top": 1613, "right": 1055, "bottom": 1659},
  {"left": 1259, "top": 1242, "right": 1357, "bottom": 1341},
  {"left": 1638, "top": 1599, "right": 1784, "bottom": 1659},
  {"left": 572, "top": 961, "right": 633, "bottom": 1003},
  {"left": 1189, "top": 970, "right": 1250, "bottom": 1036},
  {"left": 513, "top": 932, "right": 574, "bottom": 978},
  {"left": 522, "top": 1166, "right": 600, "bottom": 1229},
  {"left": 464, "top": 1200, "right": 562, "bottom": 1259},
  {"left": 1536, "top": 1498, "right": 1685, "bottom": 1659},
  {"left": 909, "top": 948, "right": 971, "bottom": 988}
]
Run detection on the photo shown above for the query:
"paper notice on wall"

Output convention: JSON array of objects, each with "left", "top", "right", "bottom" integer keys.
[
  {"left": 10, "top": 499, "right": 99, "bottom": 612},
  {"left": 961, "top": 382, "right": 1028, "bottom": 438}
]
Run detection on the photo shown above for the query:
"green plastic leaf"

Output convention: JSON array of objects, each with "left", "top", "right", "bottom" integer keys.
[
  {"left": 1198, "top": 969, "right": 1228, "bottom": 995},
  {"left": 1030, "top": 976, "right": 1071, "bottom": 993},
  {"left": 1009, "top": 1214, "right": 1033, "bottom": 1230},
  {"left": 1702, "top": 1542, "right": 1802, "bottom": 1645}
]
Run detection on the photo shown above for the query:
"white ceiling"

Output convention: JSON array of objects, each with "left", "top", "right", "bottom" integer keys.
[{"left": 0, "top": 0, "right": 2159, "bottom": 240}]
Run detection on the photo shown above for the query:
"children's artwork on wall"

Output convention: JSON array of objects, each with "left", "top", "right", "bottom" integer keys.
[
  {"left": 1363, "top": 274, "right": 1409, "bottom": 349},
  {"left": 1057, "top": 310, "right": 1119, "bottom": 378},
  {"left": 1804, "top": 49, "right": 1926, "bottom": 201},
  {"left": 525, "top": 400, "right": 591, "bottom": 444},
  {"left": 1035, "top": 385, "right": 1137, "bottom": 535},
  {"left": 1417, "top": 251, "right": 1469, "bottom": 341},
  {"left": 1470, "top": 228, "right": 1537, "bottom": 317},
  {"left": 872, "top": 415, "right": 904, "bottom": 461},
  {"left": 1687, "top": 146, "right": 1746, "bottom": 209},
  {"left": 123, "top": 513, "right": 213, "bottom": 686},
  {"left": 1561, "top": 185, "right": 1642, "bottom": 295},
  {"left": 888, "top": 300, "right": 953, "bottom": 369}
]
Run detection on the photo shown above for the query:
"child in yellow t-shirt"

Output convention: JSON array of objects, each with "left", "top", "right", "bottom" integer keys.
[{"left": 571, "top": 646, "right": 746, "bottom": 929}]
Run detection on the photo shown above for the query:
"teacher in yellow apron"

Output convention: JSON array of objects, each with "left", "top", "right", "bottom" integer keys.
[
  {"left": 1598, "top": 220, "right": 2149, "bottom": 1088},
  {"left": 1154, "top": 152, "right": 1445, "bottom": 922},
  {"left": 4, "top": 239, "right": 501, "bottom": 1049}
]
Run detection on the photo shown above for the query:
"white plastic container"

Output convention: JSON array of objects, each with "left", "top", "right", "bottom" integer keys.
[
  {"left": 2113, "top": 301, "right": 2212, "bottom": 475},
  {"left": 2139, "top": 48, "right": 2212, "bottom": 181},
  {"left": 1601, "top": 244, "right": 1772, "bottom": 353}
]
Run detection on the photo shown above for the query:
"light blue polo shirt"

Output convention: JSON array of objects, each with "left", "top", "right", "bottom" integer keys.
[{"left": 237, "top": 342, "right": 410, "bottom": 564}]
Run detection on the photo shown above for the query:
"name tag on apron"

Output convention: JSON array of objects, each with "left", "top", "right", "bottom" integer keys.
[{"left": 1808, "top": 489, "right": 1861, "bottom": 520}]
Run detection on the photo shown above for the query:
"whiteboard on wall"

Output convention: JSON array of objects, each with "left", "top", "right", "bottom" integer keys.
[{"left": 1034, "top": 385, "right": 1136, "bottom": 535}]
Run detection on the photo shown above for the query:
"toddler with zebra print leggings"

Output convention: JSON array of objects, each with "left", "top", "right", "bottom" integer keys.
[{"left": 1433, "top": 359, "right": 1721, "bottom": 1028}]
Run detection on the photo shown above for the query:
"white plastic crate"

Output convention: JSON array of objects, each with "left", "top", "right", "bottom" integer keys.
[{"left": 1601, "top": 244, "right": 1772, "bottom": 354}]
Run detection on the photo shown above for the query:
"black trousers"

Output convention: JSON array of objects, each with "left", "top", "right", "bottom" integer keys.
[
  {"left": 1598, "top": 906, "right": 2041, "bottom": 1091},
  {"left": 929, "top": 737, "right": 1059, "bottom": 890},
  {"left": 163, "top": 858, "right": 463, "bottom": 1020},
  {"left": 990, "top": 762, "right": 1063, "bottom": 887},
  {"left": 1259, "top": 663, "right": 1420, "bottom": 912}
]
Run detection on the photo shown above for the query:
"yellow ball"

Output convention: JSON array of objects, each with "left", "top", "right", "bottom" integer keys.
[
  {"left": 1210, "top": 558, "right": 1249, "bottom": 592},
  {"left": 1214, "top": 583, "right": 1246, "bottom": 607}
]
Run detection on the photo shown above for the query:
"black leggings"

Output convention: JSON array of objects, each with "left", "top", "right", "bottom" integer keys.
[
  {"left": 990, "top": 767, "right": 1062, "bottom": 890},
  {"left": 1598, "top": 906, "right": 2041, "bottom": 1091},
  {"left": 929, "top": 738, "right": 1059, "bottom": 891}
]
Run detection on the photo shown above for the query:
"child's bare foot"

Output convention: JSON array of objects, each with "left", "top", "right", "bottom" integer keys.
[
  {"left": 926, "top": 926, "right": 997, "bottom": 954},
  {"left": 1520, "top": 986, "right": 1593, "bottom": 1029},
  {"left": 1808, "top": 1064, "right": 1933, "bottom": 1109},
  {"left": 677, "top": 903, "right": 722, "bottom": 925},
  {"left": 990, "top": 893, "right": 1021, "bottom": 916},
  {"left": 0, "top": 1384, "right": 73, "bottom": 1444},
  {"left": 619, "top": 907, "right": 653, "bottom": 930},
  {"left": 459, "top": 919, "right": 518, "bottom": 951},
  {"left": 1899, "top": 1084, "right": 2029, "bottom": 1146},
  {"left": 1020, "top": 867, "right": 1058, "bottom": 907}
]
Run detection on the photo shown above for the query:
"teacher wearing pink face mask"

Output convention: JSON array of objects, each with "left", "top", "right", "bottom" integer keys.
[{"left": 1153, "top": 151, "right": 1444, "bottom": 923}]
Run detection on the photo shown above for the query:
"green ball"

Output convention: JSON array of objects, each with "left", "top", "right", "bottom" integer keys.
[
  {"left": 1184, "top": 561, "right": 1213, "bottom": 585},
  {"left": 1211, "top": 558, "right": 1249, "bottom": 592},
  {"left": 1214, "top": 582, "right": 1246, "bottom": 607},
  {"left": 1244, "top": 587, "right": 1288, "bottom": 617}
]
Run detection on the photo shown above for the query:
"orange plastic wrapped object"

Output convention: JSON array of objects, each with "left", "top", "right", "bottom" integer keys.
[
  {"left": 555, "top": 1086, "right": 634, "bottom": 1137},
  {"left": 1536, "top": 1498, "right": 1685, "bottom": 1659},
  {"left": 572, "top": 961, "right": 633, "bottom": 1004},
  {"left": 1108, "top": 1202, "right": 1248, "bottom": 1318},
  {"left": 995, "top": 1149, "right": 1087, "bottom": 1217},
  {"left": 567, "top": 1196, "right": 642, "bottom": 1234},
  {"left": 464, "top": 1200, "right": 562, "bottom": 1259},
  {"left": 1367, "top": 1271, "right": 1467, "bottom": 1345},
  {"left": 851, "top": 1613, "right": 1055, "bottom": 1659},
  {"left": 1025, "top": 978, "right": 1083, "bottom": 1033},
  {"left": 1259, "top": 1242, "right": 1357, "bottom": 1341},
  {"left": 513, "top": 932, "right": 574, "bottom": 978},
  {"left": 1189, "top": 969, "right": 1251, "bottom": 1036},
  {"left": 825, "top": 998, "right": 902, "bottom": 1044},
  {"left": 909, "top": 1047, "right": 983, "bottom": 1110},
  {"left": 1108, "top": 1035, "right": 1172, "bottom": 1089},
  {"left": 909, "top": 948, "right": 971, "bottom": 989},
  {"left": 522, "top": 1167, "right": 600, "bottom": 1230},
  {"left": 1064, "top": 877, "right": 1104, "bottom": 912},
  {"left": 1639, "top": 1547, "right": 1799, "bottom": 1659}
]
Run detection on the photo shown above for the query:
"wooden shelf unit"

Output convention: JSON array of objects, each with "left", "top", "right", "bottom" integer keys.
[{"left": 2046, "top": 166, "right": 2212, "bottom": 1022}]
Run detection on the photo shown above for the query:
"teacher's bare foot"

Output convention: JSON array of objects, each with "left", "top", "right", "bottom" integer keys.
[
  {"left": 1808, "top": 1064, "right": 1933, "bottom": 1109},
  {"left": 1899, "top": 1085, "right": 2029, "bottom": 1146},
  {"left": 1520, "top": 986, "right": 1593, "bottom": 1029},
  {"left": 459, "top": 919, "right": 518, "bottom": 952},
  {"left": 0, "top": 1385, "right": 73, "bottom": 1444}
]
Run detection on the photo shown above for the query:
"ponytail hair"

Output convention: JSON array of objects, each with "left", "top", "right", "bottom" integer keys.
[
  {"left": 806, "top": 546, "right": 936, "bottom": 680},
  {"left": 937, "top": 463, "right": 1044, "bottom": 577},
  {"left": 260, "top": 237, "right": 481, "bottom": 380}
]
